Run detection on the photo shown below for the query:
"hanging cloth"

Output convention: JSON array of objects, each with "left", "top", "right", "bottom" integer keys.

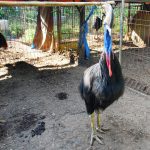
[{"left": 79, "top": 6, "right": 97, "bottom": 59}]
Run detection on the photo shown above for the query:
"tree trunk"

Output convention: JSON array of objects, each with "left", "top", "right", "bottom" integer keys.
[
  {"left": 33, "top": 7, "right": 55, "bottom": 52},
  {"left": 77, "top": 6, "right": 85, "bottom": 62}
]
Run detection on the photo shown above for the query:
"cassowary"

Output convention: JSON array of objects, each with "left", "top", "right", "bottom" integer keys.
[
  {"left": 79, "top": 4, "right": 124, "bottom": 146},
  {"left": 0, "top": 33, "right": 7, "bottom": 124},
  {"left": 93, "top": 16, "right": 102, "bottom": 32},
  {"left": 0, "top": 33, "right": 7, "bottom": 49}
]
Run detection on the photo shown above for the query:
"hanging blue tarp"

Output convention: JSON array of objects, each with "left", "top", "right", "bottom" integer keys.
[{"left": 79, "top": 6, "right": 97, "bottom": 59}]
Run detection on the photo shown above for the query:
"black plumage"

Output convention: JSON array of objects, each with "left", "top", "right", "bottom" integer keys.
[
  {"left": 93, "top": 16, "right": 102, "bottom": 32},
  {"left": 0, "top": 33, "right": 7, "bottom": 49},
  {"left": 79, "top": 52, "right": 124, "bottom": 115}
]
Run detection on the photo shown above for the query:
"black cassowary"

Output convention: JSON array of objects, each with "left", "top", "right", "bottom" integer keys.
[
  {"left": 0, "top": 33, "right": 7, "bottom": 124},
  {"left": 0, "top": 33, "right": 7, "bottom": 49},
  {"left": 93, "top": 16, "right": 102, "bottom": 32},
  {"left": 93, "top": 13, "right": 105, "bottom": 39},
  {"left": 79, "top": 4, "right": 124, "bottom": 146}
]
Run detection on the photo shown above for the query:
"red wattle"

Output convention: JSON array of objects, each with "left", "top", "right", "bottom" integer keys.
[{"left": 106, "top": 54, "right": 112, "bottom": 77}]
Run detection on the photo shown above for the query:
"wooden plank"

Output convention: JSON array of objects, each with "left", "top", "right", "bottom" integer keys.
[
  {"left": 0, "top": 1, "right": 115, "bottom": 7},
  {"left": 115, "top": 0, "right": 147, "bottom": 3}
]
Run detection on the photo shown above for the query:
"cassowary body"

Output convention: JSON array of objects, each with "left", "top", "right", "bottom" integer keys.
[
  {"left": 80, "top": 53, "right": 124, "bottom": 115},
  {"left": 93, "top": 16, "right": 102, "bottom": 32},
  {"left": 0, "top": 33, "right": 7, "bottom": 124},
  {"left": 79, "top": 4, "right": 124, "bottom": 146}
]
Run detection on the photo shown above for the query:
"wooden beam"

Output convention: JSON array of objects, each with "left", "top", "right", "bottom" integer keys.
[
  {"left": 115, "top": 0, "right": 146, "bottom": 3},
  {"left": 0, "top": 1, "right": 115, "bottom": 7}
]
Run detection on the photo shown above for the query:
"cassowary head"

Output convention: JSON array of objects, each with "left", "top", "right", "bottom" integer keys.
[
  {"left": 0, "top": 33, "right": 8, "bottom": 49},
  {"left": 102, "top": 4, "right": 114, "bottom": 77}
]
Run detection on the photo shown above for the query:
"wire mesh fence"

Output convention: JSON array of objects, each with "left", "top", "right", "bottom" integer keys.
[
  {"left": 120, "top": 5, "right": 150, "bottom": 94},
  {"left": 0, "top": 3, "right": 150, "bottom": 94}
]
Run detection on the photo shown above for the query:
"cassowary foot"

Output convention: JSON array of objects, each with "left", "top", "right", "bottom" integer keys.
[
  {"left": 96, "top": 127, "right": 110, "bottom": 134},
  {"left": 90, "top": 132, "right": 104, "bottom": 146}
]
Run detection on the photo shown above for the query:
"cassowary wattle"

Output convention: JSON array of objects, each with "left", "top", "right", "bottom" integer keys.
[
  {"left": 104, "top": 25, "right": 112, "bottom": 77},
  {"left": 103, "top": 3, "right": 114, "bottom": 77}
]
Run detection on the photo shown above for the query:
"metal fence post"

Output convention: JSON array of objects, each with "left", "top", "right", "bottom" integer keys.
[{"left": 119, "top": 0, "right": 125, "bottom": 65}]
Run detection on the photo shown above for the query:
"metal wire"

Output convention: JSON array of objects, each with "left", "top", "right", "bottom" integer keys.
[{"left": 0, "top": 4, "right": 150, "bottom": 94}]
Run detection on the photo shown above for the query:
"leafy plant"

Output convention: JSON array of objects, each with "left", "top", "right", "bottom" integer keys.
[
  {"left": 21, "top": 27, "right": 36, "bottom": 44},
  {"left": 9, "top": 22, "right": 24, "bottom": 38}
]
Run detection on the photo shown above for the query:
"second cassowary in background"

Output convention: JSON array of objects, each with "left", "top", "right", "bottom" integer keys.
[
  {"left": 0, "top": 33, "right": 7, "bottom": 49},
  {"left": 79, "top": 4, "right": 124, "bottom": 146}
]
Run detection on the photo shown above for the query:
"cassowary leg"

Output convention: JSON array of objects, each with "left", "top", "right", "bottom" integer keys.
[
  {"left": 96, "top": 110, "right": 110, "bottom": 133},
  {"left": 96, "top": 31, "right": 98, "bottom": 39},
  {"left": 90, "top": 112, "right": 104, "bottom": 146}
]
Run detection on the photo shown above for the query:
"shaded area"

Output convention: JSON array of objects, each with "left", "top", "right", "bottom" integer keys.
[
  {"left": 16, "top": 113, "right": 39, "bottom": 134},
  {"left": 0, "top": 123, "right": 7, "bottom": 140}
]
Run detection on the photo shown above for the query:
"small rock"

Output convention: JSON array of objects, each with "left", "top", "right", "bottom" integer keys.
[
  {"left": 52, "top": 113, "right": 55, "bottom": 118},
  {"left": 31, "top": 122, "right": 45, "bottom": 137}
]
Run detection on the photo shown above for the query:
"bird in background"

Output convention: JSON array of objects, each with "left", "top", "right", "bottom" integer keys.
[
  {"left": 0, "top": 32, "right": 7, "bottom": 124},
  {"left": 79, "top": 3, "right": 124, "bottom": 146},
  {"left": 93, "top": 13, "right": 105, "bottom": 40},
  {"left": 0, "top": 33, "right": 7, "bottom": 49}
]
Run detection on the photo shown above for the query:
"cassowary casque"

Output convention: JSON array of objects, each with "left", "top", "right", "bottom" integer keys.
[{"left": 79, "top": 4, "right": 124, "bottom": 146}]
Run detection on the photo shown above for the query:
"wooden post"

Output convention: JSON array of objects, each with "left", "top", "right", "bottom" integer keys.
[
  {"left": 57, "top": 6, "right": 61, "bottom": 51},
  {"left": 78, "top": 6, "right": 85, "bottom": 61}
]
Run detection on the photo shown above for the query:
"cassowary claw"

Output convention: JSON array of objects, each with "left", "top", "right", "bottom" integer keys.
[{"left": 90, "top": 132, "right": 104, "bottom": 146}]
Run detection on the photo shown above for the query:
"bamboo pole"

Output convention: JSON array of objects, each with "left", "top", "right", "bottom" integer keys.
[
  {"left": 0, "top": 1, "right": 115, "bottom": 7},
  {"left": 119, "top": 0, "right": 125, "bottom": 65}
]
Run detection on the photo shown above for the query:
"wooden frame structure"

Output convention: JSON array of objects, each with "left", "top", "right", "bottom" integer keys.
[
  {"left": 0, "top": 0, "right": 149, "bottom": 62},
  {"left": 0, "top": 1, "right": 115, "bottom": 6}
]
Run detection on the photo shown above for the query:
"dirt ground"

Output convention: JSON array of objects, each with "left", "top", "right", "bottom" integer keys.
[{"left": 0, "top": 42, "right": 150, "bottom": 150}]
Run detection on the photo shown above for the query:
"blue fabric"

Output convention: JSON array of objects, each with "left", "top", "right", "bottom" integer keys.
[
  {"left": 104, "top": 24, "right": 112, "bottom": 56},
  {"left": 31, "top": 43, "right": 36, "bottom": 49},
  {"left": 79, "top": 6, "right": 97, "bottom": 59}
]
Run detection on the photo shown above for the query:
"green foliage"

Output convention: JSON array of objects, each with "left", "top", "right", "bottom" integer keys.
[
  {"left": 21, "top": 26, "right": 36, "bottom": 44},
  {"left": 0, "top": 8, "right": 5, "bottom": 19},
  {"left": 9, "top": 22, "right": 24, "bottom": 37},
  {"left": 0, "top": 7, "right": 21, "bottom": 19},
  {"left": 0, "top": 5, "right": 142, "bottom": 45}
]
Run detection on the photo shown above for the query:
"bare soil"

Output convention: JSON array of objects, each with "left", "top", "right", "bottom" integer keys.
[{"left": 0, "top": 42, "right": 150, "bottom": 150}]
